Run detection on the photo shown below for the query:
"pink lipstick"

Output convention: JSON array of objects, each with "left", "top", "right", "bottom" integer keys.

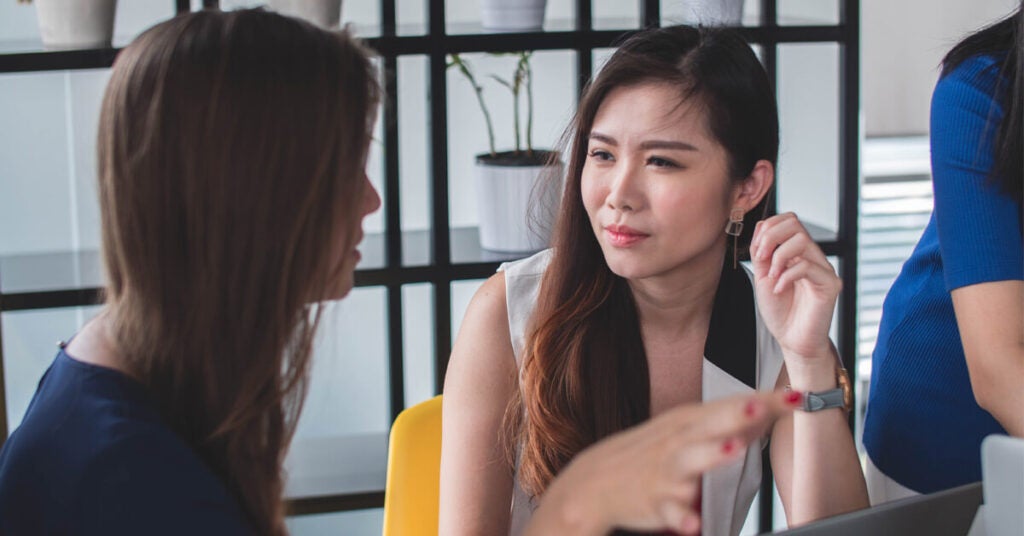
[{"left": 605, "top": 224, "right": 649, "bottom": 247}]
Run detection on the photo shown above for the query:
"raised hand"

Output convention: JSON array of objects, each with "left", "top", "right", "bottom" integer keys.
[
  {"left": 525, "top": 391, "right": 801, "bottom": 536},
  {"left": 749, "top": 213, "right": 840, "bottom": 368}
]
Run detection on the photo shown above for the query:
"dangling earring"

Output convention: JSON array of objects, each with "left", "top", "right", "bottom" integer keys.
[{"left": 725, "top": 208, "right": 744, "bottom": 269}]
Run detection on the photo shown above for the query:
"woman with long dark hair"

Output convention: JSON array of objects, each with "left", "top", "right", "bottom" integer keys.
[
  {"left": 0, "top": 9, "right": 808, "bottom": 536},
  {"left": 441, "top": 25, "right": 868, "bottom": 535},
  {"left": 863, "top": 5, "right": 1023, "bottom": 503}
]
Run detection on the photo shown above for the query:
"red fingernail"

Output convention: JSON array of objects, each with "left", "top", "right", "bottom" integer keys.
[
  {"left": 722, "top": 438, "right": 737, "bottom": 455},
  {"left": 744, "top": 400, "right": 760, "bottom": 417},
  {"left": 681, "top": 515, "right": 701, "bottom": 534},
  {"left": 785, "top": 391, "right": 803, "bottom": 405}
]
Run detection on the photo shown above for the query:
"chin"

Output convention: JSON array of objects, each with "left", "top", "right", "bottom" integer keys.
[
  {"left": 601, "top": 250, "right": 655, "bottom": 280},
  {"left": 324, "top": 278, "right": 354, "bottom": 302}
]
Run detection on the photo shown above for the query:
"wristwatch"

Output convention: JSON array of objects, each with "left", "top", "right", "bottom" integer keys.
[{"left": 794, "top": 367, "right": 852, "bottom": 413}]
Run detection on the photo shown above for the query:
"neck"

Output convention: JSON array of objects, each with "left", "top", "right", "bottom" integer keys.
[
  {"left": 628, "top": 250, "right": 726, "bottom": 341},
  {"left": 64, "top": 308, "right": 133, "bottom": 378}
]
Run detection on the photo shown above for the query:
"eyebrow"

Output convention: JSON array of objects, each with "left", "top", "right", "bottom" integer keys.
[{"left": 589, "top": 131, "right": 699, "bottom": 152}]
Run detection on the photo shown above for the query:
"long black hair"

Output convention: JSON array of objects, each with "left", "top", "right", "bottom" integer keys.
[{"left": 942, "top": 5, "right": 1023, "bottom": 201}]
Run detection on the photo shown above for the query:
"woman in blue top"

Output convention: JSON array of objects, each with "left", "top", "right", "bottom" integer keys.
[
  {"left": 0, "top": 8, "right": 801, "bottom": 536},
  {"left": 863, "top": 6, "right": 1023, "bottom": 502}
]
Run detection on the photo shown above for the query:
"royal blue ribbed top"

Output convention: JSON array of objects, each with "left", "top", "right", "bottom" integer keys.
[{"left": 863, "top": 53, "right": 1023, "bottom": 493}]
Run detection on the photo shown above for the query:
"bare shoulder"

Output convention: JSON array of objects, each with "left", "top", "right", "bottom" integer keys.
[
  {"left": 472, "top": 271, "right": 510, "bottom": 320},
  {"left": 444, "top": 271, "right": 516, "bottom": 393},
  {"left": 459, "top": 271, "right": 511, "bottom": 346}
]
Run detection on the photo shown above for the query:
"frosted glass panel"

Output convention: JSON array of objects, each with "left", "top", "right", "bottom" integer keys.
[
  {"left": 398, "top": 55, "right": 430, "bottom": 235},
  {"left": 344, "top": 0, "right": 382, "bottom": 31},
  {"left": 286, "top": 509, "right": 383, "bottom": 536},
  {"left": 0, "top": 68, "right": 108, "bottom": 256},
  {"left": 295, "top": 288, "right": 389, "bottom": 438},
  {"left": 593, "top": 0, "right": 639, "bottom": 30},
  {"left": 778, "top": 0, "right": 840, "bottom": 25},
  {"left": 2, "top": 306, "right": 102, "bottom": 434},
  {"left": 365, "top": 70, "right": 386, "bottom": 235},
  {"left": 450, "top": 279, "right": 486, "bottom": 343},
  {"left": 68, "top": 70, "right": 109, "bottom": 252},
  {"left": 284, "top": 289, "right": 391, "bottom": 501},
  {"left": 776, "top": 43, "right": 840, "bottom": 233},
  {"left": 402, "top": 284, "right": 436, "bottom": 407},
  {"left": 396, "top": 0, "right": 426, "bottom": 35},
  {"left": 0, "top": 72, "right": 73, "bottom": 256},
  {"left": 592, "top": 47, "right": 616, "bottom": 78}
]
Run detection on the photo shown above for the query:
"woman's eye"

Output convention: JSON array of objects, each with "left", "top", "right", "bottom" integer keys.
[
  {"left": 647, "top": 156, "right": 679, "bottom": 168},
  {"left": 588, "top": 149, "right": 614, "bottom": 161}
]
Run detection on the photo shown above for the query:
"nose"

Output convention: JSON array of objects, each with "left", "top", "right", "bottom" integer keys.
[
  {"left": 362, "top": 173, "right": 381, "bottom": 216},
  {"left": 605, "top": 162, "right": 642, "bottom": 213}
]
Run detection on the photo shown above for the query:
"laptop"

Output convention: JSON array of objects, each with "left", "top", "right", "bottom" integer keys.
[
  {"left": 978, "top": 435, "right": 1024, "bottom": 536},
  {"left": 771, "top": 482, "right": 983, "bottom": 536}
]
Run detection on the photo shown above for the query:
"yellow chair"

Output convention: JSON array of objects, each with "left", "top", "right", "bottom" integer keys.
[{"left": 383, "top": 395, "right": 443, "bottom": 536}]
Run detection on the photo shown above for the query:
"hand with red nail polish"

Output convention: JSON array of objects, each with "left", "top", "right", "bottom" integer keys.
[
  {"left": 524, "top": 392, "right": 796, "bottom": 536},
  {"left": 784, "top": 390, "right": 803, "bottom": 406}
]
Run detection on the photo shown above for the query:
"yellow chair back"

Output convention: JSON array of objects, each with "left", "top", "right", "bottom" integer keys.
[{"left": 382, "top": 395, "right": 443, "bottom": 536}]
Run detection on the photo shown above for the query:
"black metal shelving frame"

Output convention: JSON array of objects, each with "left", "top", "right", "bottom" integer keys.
[{"left": 0, "top": 0, "right": 859, "bottom": 530}]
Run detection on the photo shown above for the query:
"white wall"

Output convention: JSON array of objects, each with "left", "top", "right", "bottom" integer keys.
[{"left": 862, "top": 0, "right": 1018, "bottom": 136}]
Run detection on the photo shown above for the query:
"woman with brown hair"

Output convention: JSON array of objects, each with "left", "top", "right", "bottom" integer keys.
[
  {"left": 0, "top": 9, "right": 380, "bottom": 535},
  {"left": 441, "top": 25, "right": 869, "bottom": 535}
]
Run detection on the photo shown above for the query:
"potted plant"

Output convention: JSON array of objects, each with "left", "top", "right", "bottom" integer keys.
[
  {"left": 265, "top": 0, "right": 342, "bottom": 29},
  {"left": 449, "top": 51, "right": 562, "bottom": 253},
  {"left": 18, "top": 0, "right": 118, "bottom": 50},
  {"left": 683, "top": 0, "right": 744, "bottom": 25},
  {"left": 480, "top": 0, "right": 547, "bottom": 32}
]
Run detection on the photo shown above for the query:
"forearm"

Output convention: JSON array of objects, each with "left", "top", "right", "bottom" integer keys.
[
  {"left": 523, "top": 490, "right": 605, "bottom": 536},
  {"left": 786, "top": 408, "right": 867, "bottom": 523},
  {"left": 970, "top": 344, "right": 1024, "bottom": 436},
  {"left": 951, "top": 277, "right": 1024, "bottom": 436},
  {"left": 782, "top": 358, "right": 868, "bottom": 525}
]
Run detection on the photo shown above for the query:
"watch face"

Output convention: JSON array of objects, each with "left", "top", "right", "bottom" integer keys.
[{"left": 837, "top": 368, "right": 853, "bottom": 412}]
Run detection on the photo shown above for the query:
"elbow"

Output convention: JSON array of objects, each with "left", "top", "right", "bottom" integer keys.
[
  {"left": 971, "top": 383, "right": 995, "bottom": 415},
  {"left": 964, "top": 355, "right": 1001, "bottom": 414}
]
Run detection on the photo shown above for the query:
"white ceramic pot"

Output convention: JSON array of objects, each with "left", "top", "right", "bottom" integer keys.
[
  {"left": 480, "top": 0, "right": 548, "bottom": 32},
  {"left": 266, "top": 0, "right": 342, "bottom": 29},
  {"left": 35, "top": 0, "right": 117, "bottom": 50},
  {"left": 475, "top": 156, "right": 562, "bottom": 253},
  {"left": 683, "top": 0, "right": 744, "bottom": 25}
]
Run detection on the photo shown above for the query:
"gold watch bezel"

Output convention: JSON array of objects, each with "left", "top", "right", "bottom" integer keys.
[{"left": 836, "top": 367, "right": 853, "bottom": 412}]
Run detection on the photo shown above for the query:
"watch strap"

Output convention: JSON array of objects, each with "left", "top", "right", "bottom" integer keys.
[{"left": 801, "top": 387, "right": 846, "bottom": 412}]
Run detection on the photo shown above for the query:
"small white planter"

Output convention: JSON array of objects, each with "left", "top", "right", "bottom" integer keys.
[
  {"left": 682, "top": 0, "right": 744, "bottom": 25},
  {"left": 475, "top": 154, "right": 562, "bottom": 253},
  {"left": 35, "top": 0, "right": 117, "bottom": 50},
  {"left": 266, "top": 0, "right": 342, "bottom": 29},
  {"left": 480, "top": 0, "right": 548, "bottom": 32}
]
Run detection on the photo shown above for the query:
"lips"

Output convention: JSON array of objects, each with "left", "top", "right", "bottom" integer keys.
[
  {"left": 605, "top": 224, "right": 649, "bottom": 247},
  {"left": 352, "top": 232, "right": 365, "bottom": 262}
]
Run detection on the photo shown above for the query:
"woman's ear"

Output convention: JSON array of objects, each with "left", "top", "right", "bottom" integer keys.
[{"left": 732, "top": 159, "right": 775, "bottom": 211}]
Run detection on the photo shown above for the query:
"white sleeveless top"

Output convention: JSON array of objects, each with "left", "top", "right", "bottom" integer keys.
[{"left": 499, "top": 249, "right": 785, "bottom": 536}]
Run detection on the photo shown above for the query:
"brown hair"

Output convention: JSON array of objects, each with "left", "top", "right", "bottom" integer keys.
[
  {"left": 503, "top": 25, "right": 779, "bottom": 498},
  {"left": 97, "top": 9, "right": 379, "bottom": 533}
]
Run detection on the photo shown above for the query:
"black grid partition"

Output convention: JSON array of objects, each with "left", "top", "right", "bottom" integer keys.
[{"left": 0, "top": 0, "right": 860, "bottom": 530}]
